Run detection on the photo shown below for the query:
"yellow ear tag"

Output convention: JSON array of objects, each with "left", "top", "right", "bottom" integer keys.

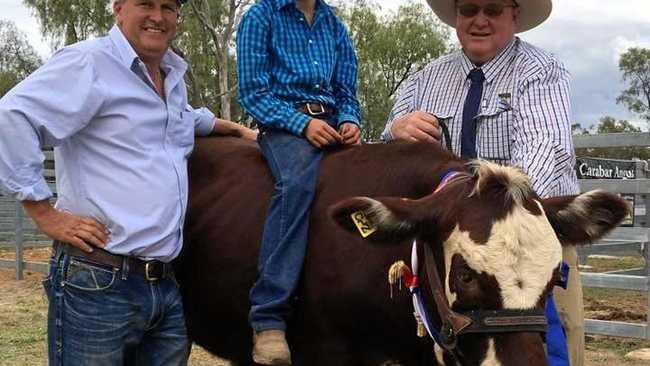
[{"left": 351, "top": 210, "right": 377, "bottom": 238}]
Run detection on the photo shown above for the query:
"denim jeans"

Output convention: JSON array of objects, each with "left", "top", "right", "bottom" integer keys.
[
  {"left": 249, "top": 125, "right": 328, "bottom": 332},
  {"left": 43, "top": 245, "right": 190, "bottom": 366}
]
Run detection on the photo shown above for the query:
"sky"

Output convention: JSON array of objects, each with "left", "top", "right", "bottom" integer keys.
[{"left": 2, "top": 0, "right": 650, "bottom": 129}]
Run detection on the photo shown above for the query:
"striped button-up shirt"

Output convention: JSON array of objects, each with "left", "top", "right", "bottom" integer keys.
[
  {"left": 382, "top": 38, "right": 579, "bottom": 198},
  {"left": 237, "top": 0, "right": 361, "bottom": 135},
  {"left": 0, "top": 26, "right": 215, "bottom": 261}
]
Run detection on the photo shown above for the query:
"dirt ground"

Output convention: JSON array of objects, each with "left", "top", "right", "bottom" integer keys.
[{"left": 1, "top": 250, "right": 650, "bottom": 365}]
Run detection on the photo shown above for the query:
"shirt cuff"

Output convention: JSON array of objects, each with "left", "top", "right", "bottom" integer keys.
[
  {"left": 193, "top": 107, "right": 216, "bottom": 136},
  {"left": 286, "top": 112, "right": 312, "bottom": 136},
  {"left": 7, "top": 178, "right": 53, "bottom": 202},
  {"left": 380, "top": 123, "right": 395, "bottom": 141},
  {"left": 336, "top": 113, "right": 360, "bottom": 127}
]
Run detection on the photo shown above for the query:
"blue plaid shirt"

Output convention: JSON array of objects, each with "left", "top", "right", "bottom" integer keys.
[{"left": 237, "top": 0, "right": 361, "bottom": 135}]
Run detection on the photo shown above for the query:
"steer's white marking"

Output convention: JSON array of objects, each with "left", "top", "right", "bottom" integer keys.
[
  {"left": 480, "top": 339, "right": 502, "bottom": 366},
  {"left": 469, "top": 161, "right": 531, "bottom": 207},
  {"left": 434, "top": 344, "right": 445, "bottom": 365},
  {"left": 444, "top": 201, "right": 562, "bottom": 309}
]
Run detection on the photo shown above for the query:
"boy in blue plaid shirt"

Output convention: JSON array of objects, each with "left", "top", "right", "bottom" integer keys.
[{"left": 237, "top": 0, "right": 361, "bottom": 364}]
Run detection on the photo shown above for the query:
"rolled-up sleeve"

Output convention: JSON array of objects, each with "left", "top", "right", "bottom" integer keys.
[
  {"left": 0, "top": 48, "right": 103, "bottom": 201},
  {"left": 236, "top": 9, "right": 311, "bottom": 135},
  {"left": 186, "top": 105, "right": 215, "bottom": 136}
]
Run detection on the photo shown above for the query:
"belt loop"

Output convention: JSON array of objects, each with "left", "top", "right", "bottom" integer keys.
[
  {"left": 121, "top": 257, "right": 129, "bottom": 280},
  {"left": 53, "top": 241, "right": 65, "bottom": 263}
]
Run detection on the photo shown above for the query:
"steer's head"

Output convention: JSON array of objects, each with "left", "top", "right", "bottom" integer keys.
[{"left": 330, "top": 161, "right": 628, "bottom": 366}]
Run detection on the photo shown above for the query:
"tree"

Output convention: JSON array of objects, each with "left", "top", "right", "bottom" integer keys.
[
  {"left": 178, "top": 0, "right": 253, "bottom": 121},
  {"left": 596, "top": 116, "right": 641, "bottom": 134},
  {"left": 0, "top": 20, "right": 42, "bottom": 97},
  {"left": 617, "top": 47, "right": 650, "bottom": 125},
  {"left": 340, "top": 1, "right": 449, "bottom": 139},
  {"left": 23, "top": 0, "right": 113, "bottom": 46},
  {"left": 571, "top": 123, "right": 589, "bottom": 135}
]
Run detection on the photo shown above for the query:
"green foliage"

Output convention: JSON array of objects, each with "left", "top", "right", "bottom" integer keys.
[
  {"left": 596, "top": 116, "right": 641, "bottom": 134},
  {"left": 576, "top": 116, "right": 650, "bottom": 160},
  {"left": 339, "top": 0, "right": 449, "bottom": 140},
  {"left": 0, "top": 20, "right": 42, "bottom": 97},
  {"left": 21, "top": 0, "right": 450, "bottom": 131},
  {"left": 176, "top": 0, "right": 252, "bottom": 121},
  {"left": 617, "top": 47, "right": 650, "bottom": 124},
  {"left": 23, "top": 0, "right": 113, "bottom": 46}
]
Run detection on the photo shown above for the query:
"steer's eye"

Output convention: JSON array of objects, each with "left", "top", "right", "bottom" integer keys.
[{"left": 459, "top": 270, "right": 474, "bottom": 284}]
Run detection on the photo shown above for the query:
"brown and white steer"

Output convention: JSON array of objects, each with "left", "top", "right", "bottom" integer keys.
[{"left": 178, "top": 137, "right": 628, "bottom": 366}]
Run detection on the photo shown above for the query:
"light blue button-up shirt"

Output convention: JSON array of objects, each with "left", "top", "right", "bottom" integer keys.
[{"left": 0, "top": 26, "right": 215, "bottom": 262}]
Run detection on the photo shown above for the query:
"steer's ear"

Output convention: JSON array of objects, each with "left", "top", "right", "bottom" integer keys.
[
  {"left": 542, "top": 190, "right": 629, "bottom": 245},
  {"left": 329, "top": 196, "right": 431, "bottom": 242}
]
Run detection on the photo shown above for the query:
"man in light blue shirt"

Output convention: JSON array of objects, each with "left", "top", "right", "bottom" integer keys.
[{"left": 0, "top": 0, "right": 255, "bottom": 364}]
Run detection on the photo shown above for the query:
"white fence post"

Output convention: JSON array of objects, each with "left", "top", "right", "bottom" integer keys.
[{"left": 14, "top": 200, "right": 24, "bottom": 280}]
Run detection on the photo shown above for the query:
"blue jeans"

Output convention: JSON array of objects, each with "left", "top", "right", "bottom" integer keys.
[
  {"left": 249, "top": 126, "right": 326, "bottom": 331},
  {"left": 43, "top": 245, "right": 190, "bottom": 365}
]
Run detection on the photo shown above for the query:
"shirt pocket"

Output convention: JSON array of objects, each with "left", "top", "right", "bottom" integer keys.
[
  {"left": 476, "top": 101, "right": 513, "bottom": 162},
  {"left": 170, "top": 111, "right": 196, "bottom": 148}
]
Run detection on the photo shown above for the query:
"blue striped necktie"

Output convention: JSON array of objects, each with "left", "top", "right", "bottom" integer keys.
[{"left": 460, "top": 68, "right": 485, "bottom": 159}]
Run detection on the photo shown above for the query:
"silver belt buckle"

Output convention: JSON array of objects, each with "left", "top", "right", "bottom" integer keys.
[
  {"left": 306, "top": 102, "right": 326, "bottom": 116},
  {"left": 145, "top": 262, "right": 160, "bottom": 281}
]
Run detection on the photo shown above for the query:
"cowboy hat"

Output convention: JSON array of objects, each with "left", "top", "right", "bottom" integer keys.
[{"left": 426, "top": 0, "right": 552, "bottom": 33}]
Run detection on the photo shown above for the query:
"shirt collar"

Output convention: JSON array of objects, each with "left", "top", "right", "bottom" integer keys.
[
  {"left": 273, "top": 0, "right": 332, "bottom": 14},
  {"left": 457, "top": 37, "right": 519, "bottom": 84},
  {"left": 108, "top": 25, "right": 187, "bottom": 75}
]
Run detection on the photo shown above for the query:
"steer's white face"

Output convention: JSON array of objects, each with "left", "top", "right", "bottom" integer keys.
[{"left": 444, "top": 201, "right": 563, "bottom": 310}]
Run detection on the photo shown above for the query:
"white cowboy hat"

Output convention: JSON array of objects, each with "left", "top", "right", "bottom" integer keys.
[{"left": 426, "top": 0, "right": 552, "bottom": 33}]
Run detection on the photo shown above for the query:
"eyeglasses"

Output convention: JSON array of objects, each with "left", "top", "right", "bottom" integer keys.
[{"left": 456, "top": 2, "right": 518, "bottom": 18}]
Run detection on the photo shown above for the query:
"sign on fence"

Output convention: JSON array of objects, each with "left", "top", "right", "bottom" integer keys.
[{"left": 575, "top": 157, "right": 637, "bottom": 179}]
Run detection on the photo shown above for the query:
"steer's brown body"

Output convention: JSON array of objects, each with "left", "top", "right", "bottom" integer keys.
[{"left": 177, "top": 136, "right": 627, "bottom": 366}]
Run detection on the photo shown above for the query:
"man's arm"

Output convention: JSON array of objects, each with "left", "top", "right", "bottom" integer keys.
[
  {"left": 512, "top": 60, "right": 579, "bottom": 198},
  {"left": 381, "top": 70, "right": 441, "bottom": 143},
  {"left": 0, "top": 48, "right": 109, "bottom": 251},
  {"left": 211, "top": 118, "right": 258, "bottom": 141},
  {"left": 23, "top": 200, "right": 109, "bottom": 252}
]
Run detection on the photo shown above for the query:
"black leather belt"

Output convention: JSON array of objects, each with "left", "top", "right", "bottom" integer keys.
[
  {"left": 296, "top": 102, "right": 334, "bottom": 117},
  {"left": 55, "top": 242, "right": 173, "bottom": 281}
]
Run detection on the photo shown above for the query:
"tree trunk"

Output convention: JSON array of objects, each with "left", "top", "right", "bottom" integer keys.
[{"left": 219, "top": 46, "right": 231, "bottom": 120}]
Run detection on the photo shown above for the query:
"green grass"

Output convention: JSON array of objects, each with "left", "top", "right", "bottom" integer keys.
[
  {"left": 0, "top": 272, "right": 47, "bottom": 366},
  {"left": 582, "top": 256, "right": 645, "bottom": 273}
]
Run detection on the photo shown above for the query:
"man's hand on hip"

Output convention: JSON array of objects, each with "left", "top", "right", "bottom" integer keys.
[
  {"left": 339, "top": 122, "right": 361, "bottom": 145},
  {"left": 390, "top": 111, "right": 441, "bottom": 143},
  {"left": 305, "top": 118, "right": 343, "bottom": 148},
  {"left": 22, "top": 200, "right": 110, "bottom": 253}
]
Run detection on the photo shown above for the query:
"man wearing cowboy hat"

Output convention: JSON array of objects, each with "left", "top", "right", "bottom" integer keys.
[
  {"left": 382, "top": 0, "right": 583, "bottom": 365},
  {"left": 0, "top": 0, "right": 256, "bottom": 364}
]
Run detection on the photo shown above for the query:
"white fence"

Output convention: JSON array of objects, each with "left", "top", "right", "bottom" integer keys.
[{"left": 574, "top": 132, "right": 650, "bottom": 340}]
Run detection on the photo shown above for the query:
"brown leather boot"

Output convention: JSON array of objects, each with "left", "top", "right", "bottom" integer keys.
[{"left": 252, "top": 330, "right": 291, "bottom": 365}]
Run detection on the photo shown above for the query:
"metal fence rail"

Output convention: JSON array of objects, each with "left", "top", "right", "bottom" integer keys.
[
  {"left": 575, "top": 132, "right": 650, "bottom": 340},
  {"left": 580, "top": 227, "right": 650, "bottom": 339},
  {"left": 0, "top": 150, "right": 54, "bottom": 279}
]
